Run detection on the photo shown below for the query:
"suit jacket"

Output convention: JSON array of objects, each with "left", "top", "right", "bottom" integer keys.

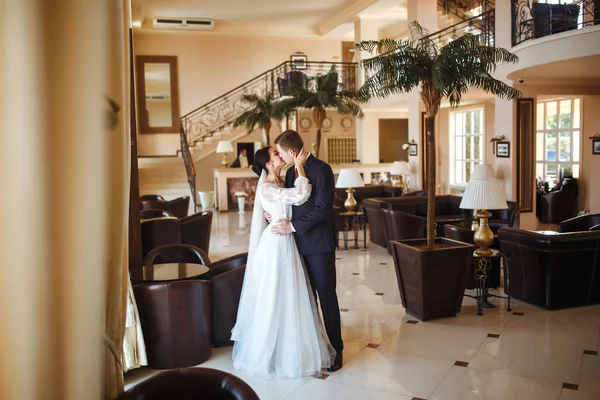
[{"left": 285, "top": 156, "right": 337, "bottom": 255}]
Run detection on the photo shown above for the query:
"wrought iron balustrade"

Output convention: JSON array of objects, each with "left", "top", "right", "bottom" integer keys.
[
  {"left": 512, "top": 0, "right": 600, "bottom": 46},
  {"left": 438, "top": 0, "right": 495, "bottom": 21},
  {"left": 180, "top": 61, "right": 357, "bottom": 146},
  {"left": 429, "top": 10, "right": 495, "bottom": 47}
]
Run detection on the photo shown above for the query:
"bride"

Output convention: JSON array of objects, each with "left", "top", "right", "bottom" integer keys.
[{"left": 230, "top": 146, "right": 335, "bottom": 378}]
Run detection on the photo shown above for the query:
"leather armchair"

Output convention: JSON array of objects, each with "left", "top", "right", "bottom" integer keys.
[
  {"left": 334, "top": 185, "right": 402, "bottom": 209},
  {"left": 203, "top": 253, "right": 248, "bottom": 346},
  {"left": 133, "top": 280, "right": 212, "bottom": 369},
  {"left": 141, "top": 218, "right": 181, "bottom": 260},
  {"left": 119, "top": 367, "right": 260, "bottom": 400},
  {"left": 166, "top": 196, "right": 190, "bottom": 219},
  {"left": 443, "top": 225, "right": 501, "bottom": 289},
  {"left": 558, "top": 213, "right": 600, "bottom": 233},
  {"left": 488, "top": 201, "right": 521, "bottom": 233},
  {"left": 382, "top": 208, "right": 425, "bottom": 254},
  {"left": 144, "top": 244, "right": 211, "bottom": 267},
  {"left": 140, "top": 194, "right": 164, "bottom": 202},
  {"left": 498, "top": 227, "right": 600, "bottom": 309},
  {"left": 181, "top": 211, "right": 213, "bottom": 255},
  {"left": 140, "top": 209, "right": 175, "bottom": 220},
  {"left": 538, "top": 178, "right": 579, "bottom": 223}
]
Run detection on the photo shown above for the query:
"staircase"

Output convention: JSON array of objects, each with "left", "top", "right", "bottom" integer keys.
[{"left": 173, "top": 2, "right": 495, "bottom": 210}]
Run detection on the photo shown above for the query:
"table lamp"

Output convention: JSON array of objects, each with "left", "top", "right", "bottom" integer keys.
[
  {"left": 335, "top": 168, "right": 364, "bottom": 212},
  {"left": 390, "top": 161, "right": 410, "bottom": 190},
  {"left": 216, "top": 141, "right": 234, "bottom": 168},
  {"left": 459, "top": 164, "right": 508, "bottom": 256}
]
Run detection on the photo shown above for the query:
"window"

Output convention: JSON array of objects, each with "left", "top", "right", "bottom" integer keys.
[
  {"left": 536, "top": 98, "right": 581, "bottom": 189},
  {"left": 450, "top": 108, "right": 484, "bottom": 185}
]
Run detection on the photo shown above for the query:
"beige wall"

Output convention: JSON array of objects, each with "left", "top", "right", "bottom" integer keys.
[
  {"left": 296, "top": 110, "right": 356, "bottom": 164},
  {"left": 379, "top": 119, "right": 408, "bottom": 163},
  {"left": 581, "top": 96, "right": 600, "bottom": 213},
  {"left": 134, "top": 31, "right": 343, "bottom": 156}
]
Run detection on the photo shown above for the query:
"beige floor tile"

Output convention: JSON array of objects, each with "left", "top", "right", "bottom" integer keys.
[
  {"left": 379, "top": 322, "right": 489, "bottom": 362},
  {"left": 469, "top": 337, "right": 583, "bottom": 384},
  {"left": 430, "top": 366, "right": 562, "bottom": 400},
  {"left": 327, "top": 347, "right": 455, "bottom": 399},
  {"left": 284, "top": 379, "right": 413, "bottom": 400},
  {"left": 559, "top": 389, "right": 600, "bottom": 400},
  {"left": 578, "top": 354, "right": 600, "bottom": 396}
]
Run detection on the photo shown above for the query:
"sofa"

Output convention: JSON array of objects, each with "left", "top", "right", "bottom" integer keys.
[
  {"left": 537, "top": 178, "right": 578, "bottom": 224},
  {"left": 334, "top": 184, "right": 402, "bottom": 209},
  {"left": 364, "top": 195, "right": 471, "bottom": 248},
  {"left": 558, "top": 213, "right": 600, "bottom": 233},
  {"left": 498, "top": 227, "right": 600, "bottom": 309}
]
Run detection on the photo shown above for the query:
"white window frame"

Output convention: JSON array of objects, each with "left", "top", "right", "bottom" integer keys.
[
  {"left": 535, "top": 97, "right": 582, "bottom": 189},
  {"left": 449, "top": 107, "right": 485, "bottom": 187}
]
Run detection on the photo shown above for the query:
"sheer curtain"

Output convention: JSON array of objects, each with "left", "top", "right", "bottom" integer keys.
[{"left": 0, "top": 0, "right": 132, "bottom": 398}]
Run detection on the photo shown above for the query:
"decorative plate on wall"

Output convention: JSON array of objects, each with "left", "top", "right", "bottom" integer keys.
[
  {"left": 341, "top": 117, "right": 353, "bottom": 129},
  {"left": 299, "top": 117, "right": 312, "bottom": 129},
  {"left": 322, "top": 117, "right": 332, "bottom": 129}
]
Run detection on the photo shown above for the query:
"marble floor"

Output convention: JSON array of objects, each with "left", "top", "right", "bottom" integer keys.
[{"left": 126, "top": 210, "right": 600, "bottom": 400}]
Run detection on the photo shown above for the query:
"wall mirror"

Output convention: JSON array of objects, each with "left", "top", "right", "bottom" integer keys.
[
  {"left": 516, "top": 98, "right": 535, "bottom": 212},
  {"left": 135, "top": 55, "right": 180, "bottom": 134}
]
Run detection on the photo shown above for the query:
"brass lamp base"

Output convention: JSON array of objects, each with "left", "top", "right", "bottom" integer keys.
[
  {"left": 221, "top": 154, "right": 229, "bottom": 168},
  {"left": 344, "top": 188, "right": 357, "bottom": 212},
  {"left": 474, "top": 209, "right": 494, "bottom": 256}
]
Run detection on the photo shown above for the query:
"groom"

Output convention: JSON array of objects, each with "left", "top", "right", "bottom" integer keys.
[{"left": 271, "top": 129, "right": 344, "bottom": 371}]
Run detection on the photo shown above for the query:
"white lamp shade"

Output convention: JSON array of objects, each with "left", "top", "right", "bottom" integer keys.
[
  {"left": 336, "top": 168, "right": 365, "bottom": 188},
  {"left": 216, "top": 141, "right": 234, "bottom": 153},
  {"left": 390, "top": 161, "right": 410, "bottom": 175},
  {"left": 459, "top": 164, "right": 508, "bottom": 210}
]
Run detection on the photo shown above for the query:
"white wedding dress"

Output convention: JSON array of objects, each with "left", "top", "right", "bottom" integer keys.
[{"left": 231, "top": 173, "right": 335, "bottom": 378}]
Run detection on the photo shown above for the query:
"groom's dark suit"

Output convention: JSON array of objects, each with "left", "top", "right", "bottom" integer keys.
[{"left": 286, "top": 155, "right": 343, "bottom": 353}]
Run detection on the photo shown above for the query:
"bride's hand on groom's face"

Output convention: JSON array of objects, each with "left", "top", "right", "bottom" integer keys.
[
  {"left": 293, "top": 149, "right": 308, "bottom": 167},
  {"left": 271, "top": 219, "right": 293, "bottom": 235}
]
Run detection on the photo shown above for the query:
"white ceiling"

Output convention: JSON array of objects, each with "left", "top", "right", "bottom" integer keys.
[{"left": 131, "top": 0, "right": 408, "bottom": 38}]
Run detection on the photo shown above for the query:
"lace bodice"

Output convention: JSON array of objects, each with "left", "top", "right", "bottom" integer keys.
[{"left": 259, "top": 176, "right": 311, "bottom": 222}]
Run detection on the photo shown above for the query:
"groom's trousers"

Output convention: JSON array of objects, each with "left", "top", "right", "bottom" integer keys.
[{"left": 303, "top": 251, "right": 344, "bottom": 353}]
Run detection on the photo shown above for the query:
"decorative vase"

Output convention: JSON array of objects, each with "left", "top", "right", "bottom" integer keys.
[{"left": 237, "top": 196, "right": 246, "bottom": 213}]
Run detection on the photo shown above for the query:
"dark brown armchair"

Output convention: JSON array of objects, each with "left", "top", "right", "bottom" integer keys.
[
  {"left": 140, "top": 194, "right": 164, "bottom": 202},
  {"left": 203, "top": 253, "right": 248, "bottom": 346},
  {"left": 141, "top": 218, "right": 181, "bottom": 260},
  {"left": 488, "top": 201, "right": 521, "bottom": 233},
  {"left": 144, "top": 244, "right": 211, "bottom": 267},
  {"left": 381, "top": 208, "right": 426, "bottom": 254},
  {"left": 558, "top": 213, "right": 600, "bottom": 233},
  {"left": 538, "top": 178, "right": 578, "bottom": 224},
  {"left": 140, "top": 209, "right": 175, "bottom": 220},
  {"left": 119, "top": 368, "right": 260, "bottom": 400},
  {"left": 140, "top": 196, "right": 190, "bottom": 219},
  {"left": 181, "top": 211, "right": 213, "bottom": 256},
  {"left": 133, "top": 280, "right": 212, "bottom": 369}
]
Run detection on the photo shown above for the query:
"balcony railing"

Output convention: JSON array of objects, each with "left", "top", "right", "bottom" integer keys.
[
  {"left": 429, "top": 9, "right": 495, "bottom": 47},
  {"left": 512, "top": 0, "right": 600, "bottom": 46}
]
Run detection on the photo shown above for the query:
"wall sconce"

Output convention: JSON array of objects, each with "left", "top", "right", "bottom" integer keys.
[
  {"left": 402, "top": 139, "right": 416, "bottom": 151},
  {"left": 490, "top": 135, "right": 506, "bottom": 154}
]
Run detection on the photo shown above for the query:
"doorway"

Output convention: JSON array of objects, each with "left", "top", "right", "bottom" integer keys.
[{"left": 379, "top": 119, "right": 409, "bottom": 163}]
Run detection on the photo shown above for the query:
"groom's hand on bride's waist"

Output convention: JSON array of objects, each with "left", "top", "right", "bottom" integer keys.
[{"left": 271, "top": 219, "right": 295, "bottom": 235}]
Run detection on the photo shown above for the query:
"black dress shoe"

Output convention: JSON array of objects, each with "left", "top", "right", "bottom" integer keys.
[{"left": 328, "top": 352, "right": 343, "bottom": 372}]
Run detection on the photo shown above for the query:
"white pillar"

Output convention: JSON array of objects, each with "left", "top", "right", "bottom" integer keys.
[{"left": 354, "top": 17, "right": 380, "bottom": 164}]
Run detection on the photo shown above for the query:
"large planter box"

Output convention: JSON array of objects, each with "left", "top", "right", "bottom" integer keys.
[{"left": 390, "top": 237, "right": 475, "bottom": 321}]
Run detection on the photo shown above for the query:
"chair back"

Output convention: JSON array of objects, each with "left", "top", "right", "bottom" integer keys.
[
  {"left": 181, "top": 212, "right": 213, "bottom": 255},
  {"left": 558, "top": 213, "right": 600, "bottom": 233},
  {"left": 166, "top": 196, "right": 190, "bottom": 219},
  {"left": 140, "top": 209, "right": 175, "bottom": 220},
  {"left": 145, "top": 244, "right": 210, "bottom": 266},
  {"left": 133, "top": 280, "right": 212, "bottom": 369},
  {"left": 141, "top": 219, "right": 181, "bottom": 260},
  {"left": 140, "top": 194, "right": 164, "bottom": 202}
]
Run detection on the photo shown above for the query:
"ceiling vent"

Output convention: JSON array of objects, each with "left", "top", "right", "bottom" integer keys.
[{"left": 152, "top": 18, "right": 215, "bottom": 31}]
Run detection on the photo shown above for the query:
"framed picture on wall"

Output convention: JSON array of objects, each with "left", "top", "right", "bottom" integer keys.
[
  {"left": 291, "top": 54, "right": 307, "bottom": 70},
  {"left": 496, "top": 141, "right": 510, "bottom": 158},
  {"left": 409, "top": 143, "right": 418, "bottom": 156},
  {"left": 593, "top": 139, "right": 600, "bottom": 155}
]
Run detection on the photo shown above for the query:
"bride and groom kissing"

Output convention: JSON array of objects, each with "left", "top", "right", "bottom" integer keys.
[{"left": 230, "top": 129, "right": 344, "bottom": 378}]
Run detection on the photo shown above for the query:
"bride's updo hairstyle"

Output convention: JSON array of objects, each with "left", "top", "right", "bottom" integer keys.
[{"left": 251, "top": 147, "right": 271, "bottom": 177}]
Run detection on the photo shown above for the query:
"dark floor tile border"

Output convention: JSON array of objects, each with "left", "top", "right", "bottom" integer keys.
[
  {"left": 487, "top": 333, "right": 501, "bottom": 338},
  {"left": 406, "top": 320, "right": 419, "bottom": 324},
  {"left": 513, "top": 312, "right": 524, "bottom": 316},
  {"left": 562, "top": 383, "right": 579, "bottom": 391},
  {"left": 340, "top": 308, "right": 349, "bottom": 313},
  {"left": 351, "top": 273, "right": 360, "bottom": 275},
  {"left": 366, "top": 343, "right": 380, "bottom": 349},
  {"left": 412, "top": 398, "right": 427, "bottom": 400},
  {"left": 454, "top": 361, "right": 469, "bottom": 367},
  {"left": 315, "top": 373, "right": 329, "bottom": 380},
  {"left": 584, "top": 350, "right": 598, "bottom": 356},
  {"left": 379, "top": 262, "right": 387, "bottom": 265},
  {"left": 374, "top": 292, "right": 384, "bottom": 296}
]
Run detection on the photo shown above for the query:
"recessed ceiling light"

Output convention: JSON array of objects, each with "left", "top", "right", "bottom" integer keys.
[{"left": 132, "top": 20, "right": 142, "bottom": 28}]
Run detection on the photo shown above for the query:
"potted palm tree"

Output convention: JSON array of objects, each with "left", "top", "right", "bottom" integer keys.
[
  {"left": 280, "top": 66, "right": 364, "bottom": 158},
  {"left": 233, "top": 91, "right": 294, "bottom": 146},
  {"left": 355, "top": 22, "right": 521, "bottom": 320}
]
